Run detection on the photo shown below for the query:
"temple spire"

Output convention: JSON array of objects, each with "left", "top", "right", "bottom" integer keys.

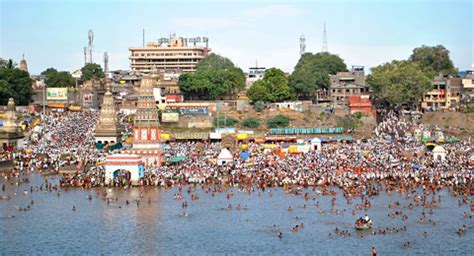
[
  {"left": 94, "top": 80, "right": 121, "bottom": 145},
  {"left": 19, "top": 55, "right": 28, "bottom": 72}
]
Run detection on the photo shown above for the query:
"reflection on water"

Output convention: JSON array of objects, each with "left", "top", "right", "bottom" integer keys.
[{"left": 0, "top": 173, "right": 473, "bottom": 255}]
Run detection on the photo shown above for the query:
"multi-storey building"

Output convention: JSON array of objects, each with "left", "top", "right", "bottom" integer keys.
[
  {"left": 328, "top": 66, "right": 369, "bottom": 106},
  {"left": 421, "top": 74, "right": 460, "bottom": 110},
  {"left": 462, "top": 66, "right": 474, "bottom": 102},
  {"left": 129, "top": 35, "right": 210, "bottom": 74},
  {"left": 245, "top": 66, "right": 266, "bottom": 89}
]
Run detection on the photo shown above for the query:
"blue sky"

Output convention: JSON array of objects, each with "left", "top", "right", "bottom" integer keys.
[{"left": 1, "top": 0, "right": 472, "bottom": 75}]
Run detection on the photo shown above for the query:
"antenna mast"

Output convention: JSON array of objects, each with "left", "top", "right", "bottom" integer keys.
[
  {"left": 88, "top": 29, "right": 94, "bottom": 63},
  {"left": 300, "top": 35, "right": 306, "bottom": 56},
  {"left": 142, "top": 28, "right": 145, "bottom": 47},
  {"left": 322, "top": 23, "right": 328, "bottom": 53},
  {"left": 83, "top": 47, "right": 87, "bottom": 66}
]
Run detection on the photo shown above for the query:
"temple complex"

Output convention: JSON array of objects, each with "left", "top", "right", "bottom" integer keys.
[
  {"left": 0, "top": 98, "right": 25, "bottom": 150},
  {"left": 94, "top": 80, "right": 121, "bottom": 146},
  {"left": 130, "top": 70, "right": 162, "bottom": 166}
]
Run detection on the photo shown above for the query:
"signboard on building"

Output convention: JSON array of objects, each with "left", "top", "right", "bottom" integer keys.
[
  {"left": 83, "top": 93, "right": 93, "bottom": 108},
  {"left": 47, "top": 88, "right": 68, "bottom": 100},
  {"left": 161, "top": 113, "right": 179, "bottom": 122},
  {"left": 179, "top": 108, "right": 208, "bottom": 115}
]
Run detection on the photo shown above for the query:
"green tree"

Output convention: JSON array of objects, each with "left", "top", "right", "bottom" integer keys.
[
  {"left": 367, "top": 60, "right": 432, "bottom": 107},
  {"left": 178, "top": 54, "right": 245, "bottom": 100},
  {"left": 247, "top": 80, "right": 269, "bottom": 102},
  {"left": 409, "top": 45, "right": 457, "bottom": 78},
  {"left": 42, "top": 68, "right": 76, "bottom": 87},
  {"left": 289, "top": 52, "right": 346, "bottom": 100},
  {"left": 196, "top": 53, "right": 235, "bottom": 71},
  {"left": 247, "top": 68, "right": 292, "bottom": 102},
  {"left": 267, "top": 115, "right": 290, "bottom": 128},
  {"left": 241, "top": 117, "right": 260, "bottom": 128},
  {"left": 214, "top": 116, "right": 239, "bottom": 127},
  {"left": 0, "top": 66, "right": 32, "bottom": 105},
  {"left": 81, "top": 63, "right": 105, "bottom": 81}
]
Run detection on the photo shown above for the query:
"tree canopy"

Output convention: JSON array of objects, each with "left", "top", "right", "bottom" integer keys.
[
  {"left": 41, "top": 68, "right": 76, "bottom": 87},
  {"left": 247, "top": 68, "right": 292, "bottom": 102},
  {"left": 0, "top": 58, "right": 32, "bottom": 105},
  {"left": 289, "top": 52, "right": 347, "bottom": 100},
  {"left": 81, "top": 63, "right": 105, "bottom": 81},
  {"left": 367, "top": 60, "right": 432, "bottom": 106},
  {"left": 267, "top": 115, "right": 290, "bottom": 128},
  {"left": 241, "top": 117, "right": 260, "bottom": 128},
  {"left": 409, "top": 45, "right": 457, "bottom": 78},
  {"left": 195, "top": 53, "right": 235, "bottom": 71},
  {"left": 178, "top": 54, "right": 245, "bottom": 100}
]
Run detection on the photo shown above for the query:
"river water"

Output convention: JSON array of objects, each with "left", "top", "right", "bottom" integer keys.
[{"left": 1, "top": 173, "right": 472, "bottom": 255}]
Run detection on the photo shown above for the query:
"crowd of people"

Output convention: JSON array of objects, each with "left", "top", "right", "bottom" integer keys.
[
  {"left": 0, "top": 109, "right": 472, "bottom": 254},
  {"left": 2, "top": 110, "right": 471, "bottom": 198}
]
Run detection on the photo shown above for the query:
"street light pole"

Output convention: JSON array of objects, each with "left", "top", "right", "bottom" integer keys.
[{"left": 43, "top": 84, "right": 47, "bottom": 114}]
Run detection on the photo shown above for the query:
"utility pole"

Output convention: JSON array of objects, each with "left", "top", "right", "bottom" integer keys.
[
  {"left": 216, "top": 101, "right": 220, "bottom": 128},
  {"left": 83, "top": 47, "right": 87, "bottom": 66},
  {"left": 43, "top": 84, "right": 47, "bottom": 114},
  {"left": 88, "top": 29, "right": 94, "bottom": 63}
]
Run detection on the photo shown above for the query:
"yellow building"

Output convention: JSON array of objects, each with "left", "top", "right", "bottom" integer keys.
[
  {"left": 421, "top": 75, "right": 459, "bottom": 110},
  {"left": 129, "top": 35, "right": 210, "bottom": 74}
]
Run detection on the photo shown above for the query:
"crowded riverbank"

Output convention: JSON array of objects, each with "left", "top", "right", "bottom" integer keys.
[{"left": 0, "top": 110, "right": 473, "bottom": 255}]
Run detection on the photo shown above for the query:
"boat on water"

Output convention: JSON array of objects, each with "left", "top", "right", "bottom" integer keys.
[{"left": 355, "top": 215, "right": 372, "bottom": 230}]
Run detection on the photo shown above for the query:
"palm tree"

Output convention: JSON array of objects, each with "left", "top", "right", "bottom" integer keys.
[{"left": 0, "top": 58, "right": 16, "bottom": 69}]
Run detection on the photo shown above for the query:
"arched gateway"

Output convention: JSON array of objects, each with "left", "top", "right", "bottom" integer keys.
[{"left": 105, "top": 154, "right": 144, "bottom": 186}]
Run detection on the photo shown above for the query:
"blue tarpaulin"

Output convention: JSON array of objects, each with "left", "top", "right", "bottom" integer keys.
[{"left": 240, "top": 151, "right": 249, "bottom": 160}]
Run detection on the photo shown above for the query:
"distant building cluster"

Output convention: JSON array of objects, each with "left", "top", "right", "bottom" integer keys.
[
  {"left": 420, "top": 68, "right": 474, "bottom": 111},
  {"left": 11, "top": 32, "right": 474, "bottom": 119}
]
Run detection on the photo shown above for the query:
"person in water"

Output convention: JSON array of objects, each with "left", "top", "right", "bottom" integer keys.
[{"left": 371, "top": 247, "right": 377, "bottom": 256}]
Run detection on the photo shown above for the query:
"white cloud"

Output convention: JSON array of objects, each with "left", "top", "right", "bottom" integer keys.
[
  {"left": 243, "top": 4, "right": 304, "bottom": 18},
  {"left": 174, "top": 17, "right": 237, "bottom": 29}
]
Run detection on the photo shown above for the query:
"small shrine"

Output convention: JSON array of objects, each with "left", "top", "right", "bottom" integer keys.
[
  {"left": 104, "top": 154, "right": 144, "bottom": 186},
  {"left": 217, "top": 148, "right": 233, "bottom": 166},
  {"left": 0, "top": 98, "right": 25, "bottom": 150},
  {"left": 221, "top": 134, "right": 237, "bottom": 152}
]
